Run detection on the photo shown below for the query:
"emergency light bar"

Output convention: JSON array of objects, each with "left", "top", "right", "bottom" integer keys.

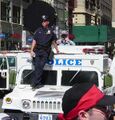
[
  {"left": 53, "top": 46, "right": 105, "bottom": 54},
  {"left": 83, "top": 48, "right": 104, "bottom": 54}
]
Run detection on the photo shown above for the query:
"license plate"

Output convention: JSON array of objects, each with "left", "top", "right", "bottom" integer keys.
[{"left": 39, "top": 114, "right": 52, "bottom": 120}]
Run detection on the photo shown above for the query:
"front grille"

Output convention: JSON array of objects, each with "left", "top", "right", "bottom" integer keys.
[{"left": 32, "top": 100, "right": 62, "bottom": 112}]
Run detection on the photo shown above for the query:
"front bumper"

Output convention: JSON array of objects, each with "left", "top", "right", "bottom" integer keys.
[{"left": 25, "top": 112, "right": 58, "bottom": 120}]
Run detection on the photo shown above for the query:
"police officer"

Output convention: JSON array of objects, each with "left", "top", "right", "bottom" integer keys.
[
  {"left": 30, "top": 15, "right": 59, "bottom": 89},
  {"left": 56, "top": 31, "right": 75, "bottom": 46}
]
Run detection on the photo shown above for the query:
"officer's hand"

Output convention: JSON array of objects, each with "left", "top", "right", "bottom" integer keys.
[
  {"left": 30, "top": 51, "right": 35, "bottom": 57},
  {"left": 56, "top": 49, "right": 60, "bottom": 54}
]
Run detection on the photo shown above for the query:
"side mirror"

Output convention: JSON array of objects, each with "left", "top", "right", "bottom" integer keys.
[{"left": 104, "top": 74, "right": 112, "bottom": 89}]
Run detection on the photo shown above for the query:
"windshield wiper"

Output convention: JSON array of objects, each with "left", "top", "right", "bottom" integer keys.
[
  {"left": 69, "top": 69, "right": 81, "bottom": 83},
  {"left": 23, "top": 70, "right": 34, "bottom": 79}
]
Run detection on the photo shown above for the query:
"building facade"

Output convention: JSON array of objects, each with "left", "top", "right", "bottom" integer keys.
[
  {"left": 112, "top": 0, "right": 115, "bottom": 27},
  {"left": 0, "top": 0, "right": 27, "bottom": 50},
  {"left": 72, "top": 0, "right": 112, "bottom": 26},
  {"left": 0, "top": 0, "right": 68, "bottom": 50},
  {"left": 100, "top": 0, "right": 112, "bottom": 26}
]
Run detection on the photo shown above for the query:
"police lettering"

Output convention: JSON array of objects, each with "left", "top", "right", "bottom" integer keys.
[{"left": 48, "top": 59, "right": 82, "bottom": 66}]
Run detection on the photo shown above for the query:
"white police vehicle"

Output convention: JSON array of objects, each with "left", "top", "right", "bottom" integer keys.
[
  {"left": 2, "top": 46, "right": 109, "bottom": 120},
  {"left": 0, "top": 52, "right": 16, "bottom": 97},
  {"left": 103, "top": 56, "right": 115, "bottom": 98},
  {"left": 0, "top": 50, "right": 31, "bottom": 97}
]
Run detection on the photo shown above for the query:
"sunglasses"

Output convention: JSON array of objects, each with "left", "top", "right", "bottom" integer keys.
[{"left": 94, "top": 106, "right": 115, "bottom": 120}]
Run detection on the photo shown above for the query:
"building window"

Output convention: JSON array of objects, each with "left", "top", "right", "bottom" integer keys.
[
  {"left": 90, "top": 0, "right": 96, "bottom": 11},
  {"left": 85, "top": 0, "right": 89, "bottom": 9},
  {"left": 1, "top": 2, "right": 10, "bottom": 21},
  {"left": 13, "top": 6, "right": 20, "bottom": 23},
  {"left": 97, "top": 0, "right": 100, "bottom": 9}
]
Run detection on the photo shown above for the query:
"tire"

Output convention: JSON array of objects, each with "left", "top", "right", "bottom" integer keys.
[
  {"left": 0, "top": 90, "right": 12, "bottom": 98},
  {"left": 0, "top": 91, "right": 4, "bottom": 98},
  {"left": 4, "top": 110, "right": 30, "bottom": 120}
]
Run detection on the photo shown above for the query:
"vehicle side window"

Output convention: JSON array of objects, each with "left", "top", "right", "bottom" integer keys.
[
  {"left": 0, "top": 57, "right": 7, "bottom": 69},
  {"left": 7, "top": 57, "right": 16, "bottom": 68}
]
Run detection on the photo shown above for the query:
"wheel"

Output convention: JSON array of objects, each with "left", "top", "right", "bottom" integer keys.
[
  {"left": 0, "top": 90, "right": 12, "bottom": 98},
  {"left": 4, "top": 110, "right": 30, "bottom": 120},
  {"left": 0, "top": 90, "right": 5, "bottom": 98}
]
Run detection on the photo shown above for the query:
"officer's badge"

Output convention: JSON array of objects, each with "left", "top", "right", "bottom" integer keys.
[{"left": 46, "top": 30, "right": 51, "bottom": 34}]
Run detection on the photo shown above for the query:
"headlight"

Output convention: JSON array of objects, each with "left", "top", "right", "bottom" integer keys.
[
  {"left": 5, "top": 97, "right": 12, "bottom": 104},
  {"left": 22, "top": 100, "right": 31, "bottom": 109}
]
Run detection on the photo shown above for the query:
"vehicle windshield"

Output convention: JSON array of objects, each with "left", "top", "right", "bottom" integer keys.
[
  {"left": 21, "top": 70, "right": 98, "bottom": 86},
  {"left": 21, "top": 70, "right": 57, "bottom": 85},
  {"left": 62, "top": 70, "right": 98, "bottom": 86}
]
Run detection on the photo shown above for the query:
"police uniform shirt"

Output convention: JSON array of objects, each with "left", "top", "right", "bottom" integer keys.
[
  {"left": 57, "top": 39, "right": 75, "bottom": 46},
  {"left": 33, "top": 27, "right": 57, "bottom": 51}
]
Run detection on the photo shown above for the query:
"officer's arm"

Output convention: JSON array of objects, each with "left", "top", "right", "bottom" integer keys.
[
  {"left": 30, "top": 39, "right": 36, "bottom": 57},
  {"left": 52, "top": 41, "right": 59, "bottom": 53},
  {"left": 69, "top": 40, "right": 76, "bottom": 45}
]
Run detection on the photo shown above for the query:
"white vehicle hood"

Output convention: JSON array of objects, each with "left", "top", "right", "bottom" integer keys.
[
  {"left": 5, "top": 85, "right": 71, "bottom": 99},
  {"left": 2, "top": 85, "right": 70, "bottom": 113}
]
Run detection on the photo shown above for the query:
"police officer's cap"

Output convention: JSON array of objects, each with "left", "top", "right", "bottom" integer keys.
[{"left": 42, "top": 15, "right": 49, "bottom": 22}]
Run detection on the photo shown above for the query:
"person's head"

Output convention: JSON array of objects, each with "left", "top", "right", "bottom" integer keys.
[
  {"left": 58, "top": 82, "right": 115, "bottom": 120},
  {"left": 61, "top": 30, "right": 68, "bottom": 39},
  {"left": 41, "top": 15, "right": 49, "bottom": 28}
]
